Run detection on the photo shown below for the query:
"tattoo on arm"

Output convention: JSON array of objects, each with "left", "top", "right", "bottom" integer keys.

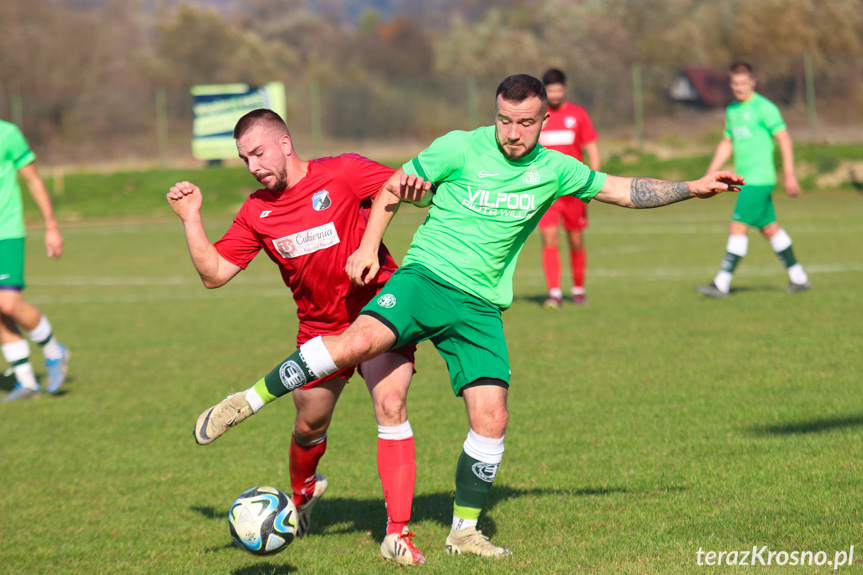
[{"left": 630, "top": 178, "right": 691, "bottom": 208}]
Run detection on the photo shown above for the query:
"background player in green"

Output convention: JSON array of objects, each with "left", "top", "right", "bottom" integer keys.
[
  {"left": 0, "top": 120, "right": 70, "bottom": 401},
  {"left": 192, "top": 75, "right": 743, "bottom": 560},
  {"left": 697, "top": 61, "right": 811, "bottom": 298}
]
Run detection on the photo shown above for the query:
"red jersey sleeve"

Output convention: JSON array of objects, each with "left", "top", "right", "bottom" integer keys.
[
  {"left": 337, "top": 154, "right": 396, "bottom": 201},
  {"left": 214, "top": 205, "right": 261, "bottom": 270},
  {"left": 577, "top": 107, "right": 599, "bottom": 145}
]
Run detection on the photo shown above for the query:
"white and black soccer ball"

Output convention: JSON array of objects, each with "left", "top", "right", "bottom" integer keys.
[{"left": 228, "top": 486, "right": 298, "bottom": 555}]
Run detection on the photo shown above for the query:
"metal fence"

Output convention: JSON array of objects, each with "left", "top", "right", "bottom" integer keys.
[{"left": 1, "top": 54, "right": 860, "bottom": 167}]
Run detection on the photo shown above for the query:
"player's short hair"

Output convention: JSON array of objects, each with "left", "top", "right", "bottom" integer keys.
[
  {"left": 541, "top": 68, "right": 567, "bottom": 87},
  {"left": 496, "top": 74, "right": 547, "bottom": 106},
  {"left": 233, "top": 108, "right": 289, "bottom": 139},
  {"left": 729, "top": 61, "right": 755, "bottom": 77}
]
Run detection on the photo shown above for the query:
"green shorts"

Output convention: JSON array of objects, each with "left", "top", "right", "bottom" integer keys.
[
  {"left": 732, "top": 184, "right": 776, "bottom": 229},
  {"left": 360, "top": 263, "right": 510, "bottom": 396},
  {"left": 0, "top": 237, "right": 26, "bottom": 289}
]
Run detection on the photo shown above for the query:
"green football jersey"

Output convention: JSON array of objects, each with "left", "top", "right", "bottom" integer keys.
[
  {"left": 724, "top": 92, "right": 786, "bottom": 185},
  {"left": 402, "top": 125, "right": 606, "bottom": 309},
  {"left": 0, "top": 120, "right": 35, "bottom": 240}
]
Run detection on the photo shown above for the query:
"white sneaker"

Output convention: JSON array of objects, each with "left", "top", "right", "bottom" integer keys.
[
  {"left": 445, "top": 525, "right": 511, "bottom": 558},
  {"left": 380, "top": 526, "right": 426, "bottom": 565},
  {"left": 295, "top": 474, "right": 328, "bottom": 538},
  {"left": 193, "top": 392, "right": 254, "bottom": 445}
]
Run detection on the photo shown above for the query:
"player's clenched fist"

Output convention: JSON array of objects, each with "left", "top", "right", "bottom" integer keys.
[
  {"left": 346, "top": 244, "right": 380, "bottom": 287},
  {"left": 167, "top": 181, "right": 204, "bottom": 221}
]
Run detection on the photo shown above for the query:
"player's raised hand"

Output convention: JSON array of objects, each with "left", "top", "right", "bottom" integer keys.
[
  {"left": 346, "top": 245, "right": 380, "bottom": 287},
  {"left": 384, "top": 171, "right": 433, "bottom": 206},
  {"left": 690, "top": 171, "right": 745, "bottom": 198},
  {"left": 167, "top": 181, "right": 204, "bottom": 220}
]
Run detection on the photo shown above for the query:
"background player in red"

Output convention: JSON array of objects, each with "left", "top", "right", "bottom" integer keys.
[
  {"left": 537, "top": 68, "right": 601, "bottom": 308},
  {"left": 166, "top": 109, "right": 426, "bottom": 565}
]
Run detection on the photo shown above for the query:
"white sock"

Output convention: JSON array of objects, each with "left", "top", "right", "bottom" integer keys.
[
  {"left": 378, "top": 420, "right": 413, "bottom": 440},
  {"left": 788, "top": 263, "right": 808, "bottom": 285},
  {"left": 713, "top": 270, "right": 732, "bottom": 293},
  {"left": 28, "top": 316, "right": 63, "bottom": 360},
  {"left": 299, "top": 336, "right": 339, "bottom": 379},
  {"left": 727, "top": 234, "right": 749, "bottom": 257},
  {"left": 548, "top": 287, "right": 562, "bottom": 299},
  {"left": 452, "top": 516, "right": 478, "bottom": 531},
  {"left": 2, "top": 340, "right": 39, "bottom": 390},
  {"left": 768, "top": 229, "right": 792, "bottom": 252},
  {"left": 463, "top": 429, "right": 505, "bottom": 465},
  {"left": 245, "top": 387, "right": 265, "bottom": 413}
]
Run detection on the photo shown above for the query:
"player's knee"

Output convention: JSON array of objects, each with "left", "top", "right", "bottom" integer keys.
[
  {"left": 293, "top": 420, "right": 329, "bottom": 443},
  {"left": 0, "top": 296, "right": 19, "bottom": 318},
  {"left": 472, "top": 405, "right": 508, "bottom": 438},
  {"left": 375, "top": 393, "right": 407, "bottom": 425}
]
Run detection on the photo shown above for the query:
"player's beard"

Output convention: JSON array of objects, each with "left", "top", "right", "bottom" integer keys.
[
  {"left": 548, "top": 100, "right": 563, "bottom": 110},
  {"left": 496, "top": 136, "right": 536, "bottom": 161},
  {"left": 258, "top": 168, "right": 288, "bottom": 192}
]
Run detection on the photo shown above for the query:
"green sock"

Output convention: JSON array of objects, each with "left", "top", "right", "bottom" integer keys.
[
  {"left": 252, "top": 349, "right": 316, "bottom": 404},
  {"left": 720, "top": 252, "right": 743, "bottom": 273},
  {"left": 775, "top": 245, "right": 798, "bottom": 269},
  {"left": 453, "top": 450, "right": 498, "bottom": 520}
]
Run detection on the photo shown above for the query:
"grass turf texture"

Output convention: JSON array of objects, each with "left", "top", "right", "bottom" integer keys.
[{"left": 2, "top": 174, "right": 862, "bottom": 573}]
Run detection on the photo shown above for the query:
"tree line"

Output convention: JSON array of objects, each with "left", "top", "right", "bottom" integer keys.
[{"left": 1, "top": 0, "right": 860, "bottom": 162}]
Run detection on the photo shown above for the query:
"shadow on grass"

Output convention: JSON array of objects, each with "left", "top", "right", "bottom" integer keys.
[
  {"left": 199, "top": 539, "right": 299, "bottom": 574},
  {"left": 192, "top": 484, "right": 632, "bottom": 542},
  {"left": 1, "top": 371, "right": 16, "bottom": 392},
  {"left": 751, "top": 413, "right": 863, "bottom": 435},
  {"left": 513, "top": 294, "right": 553, "bottom": 308},
  {"left": 0, "top": 370, "right": 75, "bottom": 395},
  {"left": 231, "top": 562, "right": 297, "bottom": 575}
]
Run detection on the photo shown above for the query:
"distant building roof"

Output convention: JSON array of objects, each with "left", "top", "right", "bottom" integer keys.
[{"left": 669, "top": 67, "right": 733, "bottom": 108}]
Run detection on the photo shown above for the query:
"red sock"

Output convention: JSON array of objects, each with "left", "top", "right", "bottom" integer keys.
[
  {"left": 543, "top": 246, "right": 561, "bottom": 293},
  {"left": 290, "top": 434, "right": 327, "bottom": 507},
  {"left": 571, "top": 247, "right": 586, "bottom": 290},
  {"left": 377, "top": 436, "right": 416, "bottom": 535}
]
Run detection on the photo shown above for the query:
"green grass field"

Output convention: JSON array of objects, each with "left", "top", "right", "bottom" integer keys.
[{"left": 2, "top": 168, "right": 862, "bottom": 573}]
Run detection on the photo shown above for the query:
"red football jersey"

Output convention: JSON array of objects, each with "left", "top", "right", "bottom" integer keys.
[
  {"left": 538, "top": 101, "right": 598, "bottom": 162},
  {"left": 215, "top": 154, "right": 397, "bottom": 344}
]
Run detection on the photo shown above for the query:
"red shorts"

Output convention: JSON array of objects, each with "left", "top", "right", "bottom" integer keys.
[
  {"left": 296, "top": 323, "right": 416, "bottom": 390},
  {"left": 539, "top": 196, "right": 588, "bottom": 231}
]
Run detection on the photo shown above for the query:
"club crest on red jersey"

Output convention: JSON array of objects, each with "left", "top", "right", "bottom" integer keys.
[
  {"left": 565, "top": 116, "right": 577, "bottom": 128},
  {"left": 313, "top": 190, "right": 331, "bottom": 211}
]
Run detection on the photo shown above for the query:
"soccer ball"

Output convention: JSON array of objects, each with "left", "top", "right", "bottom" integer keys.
[{"left": 228, "top": 486, "right": 297, "bottom": 555}]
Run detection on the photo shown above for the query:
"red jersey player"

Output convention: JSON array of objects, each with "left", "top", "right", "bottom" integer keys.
[
  {"left": 537, "top": 68, "right": 601, "bottom": 308},
  {"left": 166, "top": 109, "right": 427, "bottom": 565}
]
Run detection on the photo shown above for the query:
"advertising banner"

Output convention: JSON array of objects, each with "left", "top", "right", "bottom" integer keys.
[{"left": 190, "top": 82, "right": 286, "bottom": 161}]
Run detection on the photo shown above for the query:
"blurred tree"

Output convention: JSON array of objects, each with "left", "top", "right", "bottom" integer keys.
[
  {"left": 149, "top": 2, "right": 283, "bottom": 88},
  {"left": 0, "top": 0, "right": 148, "bottom": 146},
  {"left": 434, "top": 8, "right": 545, "bottom": 78}
]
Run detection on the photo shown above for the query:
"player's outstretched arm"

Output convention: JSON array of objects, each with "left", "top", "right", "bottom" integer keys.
[
  {"left": 594, "top": 172, "right": 744, "bottom": 209},
  {"left": 19, "top": 162, "right": 63, "bottom": 260},
  {"left": 346, "top": 169, "right": 427, "bottom": 286},
  {"left": 167, "top": 181, "right": 241, "bottom": 288}
]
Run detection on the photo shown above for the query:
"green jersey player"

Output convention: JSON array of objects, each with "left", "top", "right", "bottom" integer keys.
[
  {"left": 0, "top": 120, "right": 70, "bottom": 401},
  {"left": 697, "top": 61, "right": 810, "bottom": 298},
  {"left": 192, "top": 75, "right": 742, "bottom": 561}
]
